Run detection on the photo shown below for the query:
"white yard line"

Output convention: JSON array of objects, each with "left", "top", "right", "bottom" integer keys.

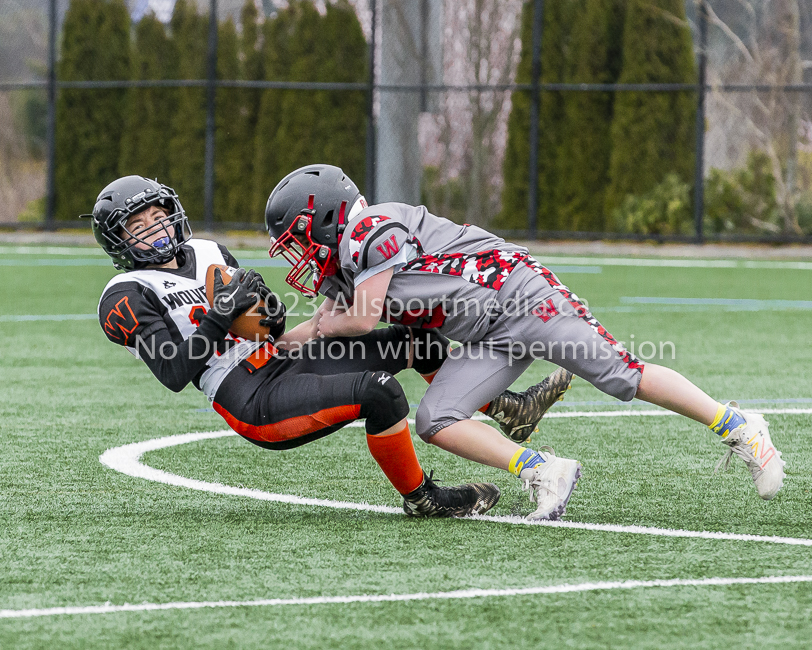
[
  {"left": 99, "top": 427, "right": 812, "bottom": 547},
  {"left": 0, "top": 246, "right": 104, "bottom": 255},
  {"left": 0, "top": 314, "right": 97, "bottom": 322},
  {"left": 2, "top": 246, "right": 812, "bottom": 269},
  {"left": 535, "top": 256, "right": 812, "bottom": 270},
  {"left": 537, "top": 407, "right": 812, "bottom": 418},
  {"left": 620, "top": 297, "right": 812, "bottom": 309},
  {"left": 4, "top": 426, "right": 803, "bottom": 622},
  {"left": 3, "top": 575, "right": 811, "bottom": 619}
]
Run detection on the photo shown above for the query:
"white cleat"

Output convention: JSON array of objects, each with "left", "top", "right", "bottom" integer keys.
[
  {"left": 715, "top": 401, "right": 785, "bottom": 500},
  {"left": 519, "top": 448, "right": 582, "bottom": 520}
]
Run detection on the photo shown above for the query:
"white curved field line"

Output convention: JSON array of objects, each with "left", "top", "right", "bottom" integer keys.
[
  {"left": 5, "top": 416, "right": 809, "bottom": 622},
  {"left": 3, "top": 575, "right": 812, "bottom": 619},
  {"left": 99, "top": 424, "right": 812, "bottom": 547}
]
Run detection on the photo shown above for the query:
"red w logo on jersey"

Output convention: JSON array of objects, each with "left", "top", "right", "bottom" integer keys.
[
  {"left": 104, "top": 296, "right": 139, "bottom": 343},
  {"left": 375, "top": 234, "right": 400, "bottom": 260},
  {"left": 532, "top": 298, "right": 559, "bottom": 323}
]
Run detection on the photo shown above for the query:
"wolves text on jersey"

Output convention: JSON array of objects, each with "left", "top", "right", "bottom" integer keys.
[
  {"left": 162, "top": 285, "right": 207, "bottom": 310},
  {"left": 401, "top": 249, "right": 529, "bottom": 292}
]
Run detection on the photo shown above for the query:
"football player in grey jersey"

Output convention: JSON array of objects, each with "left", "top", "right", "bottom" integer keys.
[{"left": 266, "top": 164, "right": 786, "bottom": 516}]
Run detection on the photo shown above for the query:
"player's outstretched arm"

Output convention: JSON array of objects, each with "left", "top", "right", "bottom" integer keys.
[
  {"left": 317, "top": 268, "right": 392, "bottom": 338},
  {"left": 274, "top": 298, "right": 334, "bottom": 348}
]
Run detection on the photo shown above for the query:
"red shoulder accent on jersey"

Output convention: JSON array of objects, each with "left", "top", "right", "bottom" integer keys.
[
  {"left": 349, "top": 215, "right": 391, "bottom": 264},
  {"left": 104, "top": 296, "right": 140, "bottom": 343}
]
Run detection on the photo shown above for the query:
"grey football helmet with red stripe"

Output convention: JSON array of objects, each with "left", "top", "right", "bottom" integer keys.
[{"left": 265, "top": 164, "right": 363, "bottom": 296}]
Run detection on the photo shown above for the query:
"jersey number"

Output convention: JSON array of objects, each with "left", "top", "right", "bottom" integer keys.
[{"left": 188, "top": 305, "right": 207, "bottom": 327}]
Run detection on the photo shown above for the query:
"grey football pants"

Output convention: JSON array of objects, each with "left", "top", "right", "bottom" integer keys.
[{"left": 415, "top": 259, "right": 644, "bottom": 440}]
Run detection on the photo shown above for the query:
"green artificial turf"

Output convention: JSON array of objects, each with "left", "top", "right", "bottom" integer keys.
[{"left": 1, "top": 249, "right": 811, "bottom": 649}]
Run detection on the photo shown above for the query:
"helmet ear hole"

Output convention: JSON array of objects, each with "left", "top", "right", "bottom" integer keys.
[{"left": 265, "top": 164, "right": 360, "bottom": 262}]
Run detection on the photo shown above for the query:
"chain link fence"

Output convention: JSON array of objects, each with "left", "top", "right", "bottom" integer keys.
[{"left": 1, "top": 0, "right": 811, "bottom": 242}]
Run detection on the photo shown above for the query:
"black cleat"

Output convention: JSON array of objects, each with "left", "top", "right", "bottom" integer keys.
[
  {"left": 485, "top": 367, "right": 573, "bottom": 443},
  {"left": 402, "top": 472, "right": 500, "bottom": 518}
]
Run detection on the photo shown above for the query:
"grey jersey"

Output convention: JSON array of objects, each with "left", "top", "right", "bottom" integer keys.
[{"left": 321, "top": 202, "right": 529, "bottom": 342}]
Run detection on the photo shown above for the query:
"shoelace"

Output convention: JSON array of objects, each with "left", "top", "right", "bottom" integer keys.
[
  {"left": 714, "top": 448, "right": 736, "bottom": 474},
  {"left": 714, "top": 432, "right": 760, "bottom": 475},
  {"left": 521, "top": 446, "right": 558, "bottom": 498}
]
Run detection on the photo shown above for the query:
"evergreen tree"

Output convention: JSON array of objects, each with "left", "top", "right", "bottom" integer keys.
[
  {"left": 314, "top": 0, "right": 367, "bottom": 188},
  {"left": 55, "top": 0, "right": 130, "bottom": 220},
  {"left": 556, "top": 0, "right": 624, "bottom": 232},
  {"left": 253, "top": 1, "right": 367, "bottom": 214},
  {"left": 214, "top": 18, "right": 242, "bottom": 222},
  {"left": 231, "top": 0, "right": 264, "bottom": 223},
  {"left": 120, "top": 13, "right": 177, "bottom": 182},
  {"left": 168, "top": 0, "right": 208, "bottom": 221},
  {"left": 496, "top": 0, "right": 576, "bottom": 231},
  {"left": 253, "top": 4, "right": 297, "bottom": 216},
  {"left": 604, "top": 0, "right": 696, "bottom": 228},
  {"left": 496, "top": 0, "right": 533, "bottom": 230},
  {"left": 537, "top": 0, "right": 576, "bottom": 231},
  {"left": 270, "top": 2, "right": 324, "bottom": 181}
]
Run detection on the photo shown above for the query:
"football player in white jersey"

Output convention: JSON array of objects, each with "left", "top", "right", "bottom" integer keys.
[
  {"left": 266, "top": 164, "right": 787, "bottom": 518},
  {"left": 84, "top": 175, "right": 505, "bottom": 518}
]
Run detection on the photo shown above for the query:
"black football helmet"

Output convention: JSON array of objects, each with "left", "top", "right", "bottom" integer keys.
[
  {"left": 265, "top": 164, "right": 364, "bottom": 296},
  {"left": 80, "top": 175, "right": 192, "bottom": 270}
]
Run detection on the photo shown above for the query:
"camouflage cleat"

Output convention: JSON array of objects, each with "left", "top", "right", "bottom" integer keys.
[
  {"left": 485, "top": 367, "right": 573, "bottom": 443},
  {"left": 402, "top": 472, "right": 501, "bottom": 518}
]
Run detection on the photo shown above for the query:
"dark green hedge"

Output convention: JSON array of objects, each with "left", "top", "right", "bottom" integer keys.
[
  {"left": 56, "top": 0, "right": 367, "bottom": 224},
  {"left": 498, "top": 0, "right": 696, "bottom": 233}
]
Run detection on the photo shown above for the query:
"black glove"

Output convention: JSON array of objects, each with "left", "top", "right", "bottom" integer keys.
[
  {"left": 207, "top": 267, "right": 261, "bottom": 330},
  {"left": 256, "top": 281, "right": 287, "bottom": 339}
]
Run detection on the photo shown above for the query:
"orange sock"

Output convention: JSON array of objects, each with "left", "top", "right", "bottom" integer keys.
[
  {"left": 422, "top": 371, "right": 490, "bottom": 412},
  {"left": 366, "top": 424, "right": 425, "bottom": 494}
]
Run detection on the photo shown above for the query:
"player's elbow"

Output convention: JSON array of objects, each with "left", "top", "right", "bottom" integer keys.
[
  {"left": 165, "top": 379, "right": 188, "bottom": 393},
  {"left": 158, "top": 370, "right": 190, "bottom": 393},
  {"left": 355, "top": 314, "right": 379, "bottom": 334}
]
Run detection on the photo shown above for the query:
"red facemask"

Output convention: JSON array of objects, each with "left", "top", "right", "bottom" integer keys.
[{"left": 268, "top": 214, "right": 337, "bottom": 297}]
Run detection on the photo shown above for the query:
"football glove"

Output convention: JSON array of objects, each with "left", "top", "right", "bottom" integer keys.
[
  {"left": 208, "top": 267, "right": 261, "bottom": 330},
  {"left": 255, "top": 281, "right": 287, "bottom": 339}
]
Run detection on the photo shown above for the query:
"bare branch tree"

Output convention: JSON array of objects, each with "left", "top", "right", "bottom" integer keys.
[{"left": 705, "top": 0, "right": 805, "bottom": 234}]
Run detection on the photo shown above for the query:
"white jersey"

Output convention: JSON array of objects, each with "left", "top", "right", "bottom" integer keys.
[{"left": 97, "top": 238, "right": 260, "bottom": 397}]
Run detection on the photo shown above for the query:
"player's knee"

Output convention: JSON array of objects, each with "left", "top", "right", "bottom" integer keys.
[
  {"left": 360, "top": 371, "right": 409, "bottom": 435},
  {"left": 414, "top": 401, "right": 433, "bottom": 441},
  {"left": 409, "top": 328, "right": 451, "bottom": 376},
  {"left": 414, "top": 400, "right": 452, "bottom": 442}
]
